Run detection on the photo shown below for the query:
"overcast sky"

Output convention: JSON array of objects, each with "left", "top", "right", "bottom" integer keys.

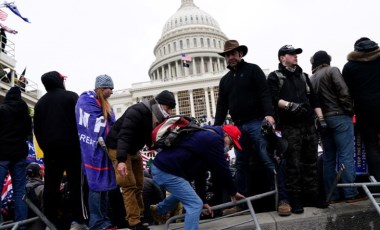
[{"left": 4, "top": 0, "right": 380, "bottom": 95}]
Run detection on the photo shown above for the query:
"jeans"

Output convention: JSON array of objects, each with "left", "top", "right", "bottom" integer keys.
[
  {"left": 152, "top": 165, "right": 202, "bottom": 230},
  {"left": 0, "top": 160, "right": 28, "bottom": 224},
  {"left": 88, "top": 190, "right": 112, "bottom": 230},
  {"left": 235, "top": 119, "right": 275, "bottom": 197},
  {"left": 322, "top": 115, "right": 358, "bottom": 200}
]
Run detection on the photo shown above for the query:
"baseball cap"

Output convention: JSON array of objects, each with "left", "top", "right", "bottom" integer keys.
[
  {"left": 278, "top": 45, "right": 303, "bottom": 59},
  {"left": 222, "top": 125, "right": 242, "bottom": 151}
]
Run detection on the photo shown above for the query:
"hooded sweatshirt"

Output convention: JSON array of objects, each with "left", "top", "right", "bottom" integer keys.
[
  {"left": 33, "top": 71, "right": 80, "bottom": 151},
  {"left": 153, "top": 126, "right": 237, "bottom": 200},
  {"left": 0, "top": 86, "right": 32, "bottom": 161},
  {"left": 342, "top": 48, "right": 380, "bottom": 114}
]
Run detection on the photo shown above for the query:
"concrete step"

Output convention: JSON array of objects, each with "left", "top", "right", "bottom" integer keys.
[{"left": 148, "top": 199, "right": 380, "bottom": 230}]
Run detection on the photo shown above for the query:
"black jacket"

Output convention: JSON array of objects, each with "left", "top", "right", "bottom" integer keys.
[
  {"left": 111, "top": 99, "right": 165, "bottom": 162},
  {"left": 214, "top": 60, "right": 274, "bottom": 125},
  {"left": 0, "top": 88, "right": 32, "bottom": 161},
  {"left": 34, "top": 73, "right": 80, "bottom": 152},
  {"left": 310, "top": 66, "right": 353, "bottom": 117},
  {"left": 342, "top": 49, "right": 380, "bottom": 115},
  {"left": 267, "top": 64, "right": 320, "bottom": 126}
]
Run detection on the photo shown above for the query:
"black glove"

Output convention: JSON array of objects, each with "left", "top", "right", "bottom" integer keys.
[
  {"left": 261, "top": 119, "right": 274, "bottom": 136},
  {"left": 317, "top": 117, "right": 327, "bottom": 130},
  {"left": 316, "top": 117, "right": 327, "bottom": 135},
  {"left": 288, "top": 102, "right": 308, "bottom": 116}
]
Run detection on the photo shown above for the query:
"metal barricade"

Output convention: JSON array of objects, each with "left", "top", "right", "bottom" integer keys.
[
  {"left": 163, "top": 171, "right": 278, "bottom": 230},
  {"left": 337, "top": 176, "right": 380, "bottom": 216},
  {"left": 0, "top": 196, "right": 57, "bottom": 230}
]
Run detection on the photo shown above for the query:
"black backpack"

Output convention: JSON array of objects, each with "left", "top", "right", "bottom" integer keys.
[{"left": 26, "top": 180, "right": 44, "bottom": 216}]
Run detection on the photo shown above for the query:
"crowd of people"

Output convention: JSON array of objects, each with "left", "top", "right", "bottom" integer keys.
[{"left": 0, "top": 36, "right": 379, "bottom": 230}]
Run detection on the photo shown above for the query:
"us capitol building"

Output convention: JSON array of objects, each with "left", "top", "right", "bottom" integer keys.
[{"left": 109, "top": 0, "right": 229, "bottom": 121}]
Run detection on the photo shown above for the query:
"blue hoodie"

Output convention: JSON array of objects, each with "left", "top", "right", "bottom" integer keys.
[{"left": 153, "top": 126, "right": 236, "bottom": 197}]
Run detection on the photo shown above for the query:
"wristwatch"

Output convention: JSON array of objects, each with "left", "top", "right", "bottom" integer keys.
[{"left": 284, "top": 102, "right": 292, "bottom": 110}]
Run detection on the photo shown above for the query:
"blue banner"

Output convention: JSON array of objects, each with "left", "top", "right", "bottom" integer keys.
[{"left": 75, "top": 91, "right": 116, "bottom": 191}]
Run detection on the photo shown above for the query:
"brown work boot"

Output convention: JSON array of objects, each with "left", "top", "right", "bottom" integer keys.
[
  {"left": 277, "top": 200, "right": 292, "bottom": 217},
  {"left": 222, "top": 206, "right": 243, "bottom": 216},
  {"left": 150, "top": 204, "right": 165, "bottom": 224},
  {"left": 346, "top": 194, "right": 368, "bottom": 203}
]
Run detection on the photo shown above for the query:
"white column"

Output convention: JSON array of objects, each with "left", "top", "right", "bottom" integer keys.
[
  {"left": 204, "top": 88, "right": 211, "bottom": 120},
  {"left": 208, "top": 57, "right": 213, "bottom": 73},
  {"left": 210, "top": 87, "right": 216, "bottom": 116},
  {"left": 192, "top": 58, "right": 197, "bottom": 76},
  {"left": 217, "top": 58, "right": 221, "bottom": 72},
  {"left": 161, "top": 66, "right": 165, "bottom": 81},
  {"left": 168, "top": 63, "right": 172, "bottom": 79},
  {"left": 174, "top": 91, "right": 179, "bottom": 115},
  {"left": 200, "top": 57, "right": 205, "bottom": 74},
  {"left": 189, "top": 90, "right": 195, "bottom": 117}
]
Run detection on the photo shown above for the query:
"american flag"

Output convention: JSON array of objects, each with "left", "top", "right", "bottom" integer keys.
[
  {"left": 0, "top": 10, "right": 8, "bottom": 21},
  {"left": 1, "top": 175, "right": 14, "bottom": 219},
  {"left": 141, "top": 149, "right": 156, "bottom": 169},
  {"left": 180, "top": 54, "right": 192, "bottom": 62}
]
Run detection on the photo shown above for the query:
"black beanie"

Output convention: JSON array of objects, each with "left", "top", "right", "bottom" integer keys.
[
  {"left": 311, "top": 50, "right": 331, "bottom": 71},
  {"left": 26, "top": 162, "right": 41, "bottom": 177},
  {"left": 155, "top": 90, "right": 176, "bottom": 108},
  {"left": 354, "top": 37, "right": 379, "bottom": 52}
]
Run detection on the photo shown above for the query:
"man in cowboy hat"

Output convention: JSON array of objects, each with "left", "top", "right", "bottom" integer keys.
[{"left": 214, "top": 40, "right": 286, "bottom": 215}]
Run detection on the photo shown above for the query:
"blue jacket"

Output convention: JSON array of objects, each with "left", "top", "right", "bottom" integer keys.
[{"left": 153, "top": 126, "right": 236, "bottom": 198}]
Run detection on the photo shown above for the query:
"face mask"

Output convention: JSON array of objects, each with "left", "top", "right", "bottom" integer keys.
[
  {"left": 159, "top": 105, "right": 170, "bottom": 118},
  {"left": 224, "top": 146, "right": 230, "bottom": 154}
]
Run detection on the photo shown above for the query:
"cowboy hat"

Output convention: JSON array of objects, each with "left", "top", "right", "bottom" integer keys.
[{"left": 218, "top": 40, "right": 248, "bottom": 57}]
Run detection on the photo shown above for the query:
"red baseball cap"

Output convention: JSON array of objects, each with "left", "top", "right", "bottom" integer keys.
[
  {"left": 59, "top": 73, "right": 68, "bottom": 79},
  {"left": 222, "top": 125, "right": 242, "bottom": 151}
]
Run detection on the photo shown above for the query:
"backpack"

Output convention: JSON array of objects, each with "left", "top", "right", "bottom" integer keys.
[
  {"left": 151, "top": 115, "right": 208, "bottom": 149},
  {"left": 274, "top": 70, "right": 310, "bottom": 94},
  {"left": 26, "top": 180, "right": 44, "bottom": 215}
]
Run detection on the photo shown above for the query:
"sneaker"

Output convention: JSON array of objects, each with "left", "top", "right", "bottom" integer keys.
[
  {"left": 222, "top": 206, "right": 243, "bottom": 216},
  {"left": 346, "top": 194, "right": 368, "bottom": 203},
  {"left": 277, "top": 200, "right": 292, "bottom": 217},
  {"left": 130, "top": 222, "right": 150, "bottom": 230},
  {"left": 70, "top": 221, "right": 88, "bottom": 230},
  {"left": 150, "top": 204, "right": 165, "bottom": 224}
]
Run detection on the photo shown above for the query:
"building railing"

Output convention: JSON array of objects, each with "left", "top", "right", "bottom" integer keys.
[
  {"left": 0, "top": 71, "right": 39, "bottom": 99},
  {"left": 0, "top": 33, "right": 15, "bottom": 59}
]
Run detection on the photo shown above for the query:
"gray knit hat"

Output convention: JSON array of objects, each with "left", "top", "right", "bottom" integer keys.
[{"left": 95, "top": 74, "right": 114, "bottom": 89}]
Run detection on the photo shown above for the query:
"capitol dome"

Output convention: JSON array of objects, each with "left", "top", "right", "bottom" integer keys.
[
  {"left": 110, "top": 0, "right": 229, "bottom": 123},
  {"left": 162, "top": 0, "right": 222, "bottom": 37},
  {"left": 148, "top": 0, "right": 228, "bottom": 82}
]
